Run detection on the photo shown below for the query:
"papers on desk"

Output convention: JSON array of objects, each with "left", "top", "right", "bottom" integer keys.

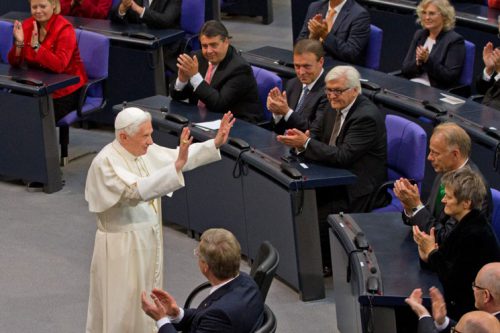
[
  {"left": 194, "top": 120, "right": 221, "bottom": 131},
  {"left": 439, "top": 93, "right": 465, "bottom": 105}
]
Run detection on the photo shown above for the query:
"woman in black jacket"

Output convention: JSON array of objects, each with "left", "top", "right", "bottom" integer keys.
[
  {"left": 401, "top": 0, "right": 465, "bottom": 89},
  {"left": 413, "top": 168, "right": 500, "bottom": 320}
]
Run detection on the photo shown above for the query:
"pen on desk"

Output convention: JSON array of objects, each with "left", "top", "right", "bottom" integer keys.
[{"left": 476, "top": 16, "right": 488, "bottom": 21}]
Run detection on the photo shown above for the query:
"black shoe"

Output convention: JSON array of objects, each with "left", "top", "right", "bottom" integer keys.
[{"left": 323, "top": 266, "right": 332, "bottom": 277}]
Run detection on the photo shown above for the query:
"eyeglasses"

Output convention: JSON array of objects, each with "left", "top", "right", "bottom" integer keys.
[
  {"left": 325, "top": 87, "right": 351, "bottom": 96},
  {"left": 450, "top": 326, "right": 463, "bottom": 333},
  {"left": 472, "top": 281, "right": 489, "bottom": 292},
  {"left": 421, "top": 10, "right": 441, "bottom": 18}
]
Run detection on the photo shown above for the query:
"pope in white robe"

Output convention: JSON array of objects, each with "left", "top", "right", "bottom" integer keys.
[{"left": 84, "top": 107, "right": 235, "bottom": 333}]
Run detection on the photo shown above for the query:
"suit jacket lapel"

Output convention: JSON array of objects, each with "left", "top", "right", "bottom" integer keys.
[
  {"left": 428, "top": 173, "right": 443, "bottom": 215},
  {"left": 331, "top": 0, "right": 351, "bottom": 35},
  {"left": 289, "top": 81, "right": 303, "bottom": 110},
  {"left": 336, "top": 95, "right": 360, "bottom": 142},
  {"left": 196, "top": 276, "right": 237, "bottom": 310}
]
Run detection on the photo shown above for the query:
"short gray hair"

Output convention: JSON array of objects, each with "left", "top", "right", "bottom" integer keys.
[
  {"left": 115, "top": 112, "right": 152, "bottom": 139},
  {"left": 325, "top": 66, "right": 361, "bottom": 91},
  {"left": 432, "top": 122, "right": 471, "bottom": 158},
  {"left": 441, "top": 168, "right": 486, "bottom": 210},
  {"left": 198, "top": 228, "right": 241, "bottom": 280}
]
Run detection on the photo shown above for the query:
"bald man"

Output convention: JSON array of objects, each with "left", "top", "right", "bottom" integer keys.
[
  {"left": 406, "top": 263, "right": 500, "bottom": 333},
  {"left": 85, "top": 108, "right": 234, "bottom": 333},
  {"left": 453, "top": 311, "right": 500, "bottom": 333}
]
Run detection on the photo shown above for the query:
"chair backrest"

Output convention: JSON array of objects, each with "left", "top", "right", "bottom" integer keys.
[
  {"left": 180, "top": 0, "right": 205, "bottom": 51},
  {"left": 75, "top": 29, "right": 109, "bottom": 80},
  {"left": 491, "top": 188, "right": 500, "bottom": 240},
  {"left": 75, "top": 29, "right": 109, "bottom": 98},
  {"left": 0, "top": 21, "right": 13, "bottom": 64},
  {"left": 364, "top": 24, "right": 383, "bottom": 70},
  {"left": 254, "top": 304, "right": 277, "bottom": 333},
  {"left": 251, "top": 66, "right": 282, "bottom": 121},
  {"left": 458, "top": 40, "right": 475, "bottom": 86},
  {"left": 250, "top": 241, "right": 280, "bottom": 301},
  {"left": 385, "top": 115, "right": 427, "bottom": 185}
]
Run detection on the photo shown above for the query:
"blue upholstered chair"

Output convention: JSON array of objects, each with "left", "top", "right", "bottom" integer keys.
[
  {"left": 180, "top": 0, "right": 205, "bottom": 51},
  {"left": 371, "top": 115, "right": 427, "bottom": 212},
  {"left": 56, "top": 29, "right": 109, "bottom": 166},
  {"left": 448, "top": 40, "right": 475, "bottom": 97},
  {"left": 251, "top": 66, "right": 282, "bottom": 121},
  {"left": 491, "top": 188, "right": 500, "bottom": 240},
  {"left": 0, "top": 21, "right": 13, "bottom": 64},
  {"left": 365, "top": 24, "right": 383, "bottom": 70}
]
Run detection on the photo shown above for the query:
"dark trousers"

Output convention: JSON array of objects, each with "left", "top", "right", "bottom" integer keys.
[{"left": 53, "top": 88, "right": 81, "bottom": 122}]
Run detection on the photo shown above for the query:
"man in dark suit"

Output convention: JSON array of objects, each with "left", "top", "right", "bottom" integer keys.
[
  {"left": 406, "top": 262, "right": 500, "bottom": 332},
  {"left": 394, "top": 122, "right": 492, "bottom": 245},
  {"left": 111, "top": 0, "right": 180, "bottom": 28},
  {"left": 170, "top": 20, "right": 262, "bottom": 123},
  {"left": 297, "top": 0, "right": 371, "bottom": 65},
  {"left": 110, "top": 0, "right": 181, "bottom": 72},
  {"left": 141, "top": 228, "right": 264, "bottom": 333},
  {"left": 476, "top": 41, "right": 500, "bottom": 110},
  {"left": 267, "top": 39, "right": 328, "bottom": 134},
  {"left": 277, "top": 65, "right": 387, "bottom": 275}
]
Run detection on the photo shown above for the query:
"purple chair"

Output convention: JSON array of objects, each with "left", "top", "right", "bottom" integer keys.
[
  {"left": 371, "top": 115, "right": 427, "bottom": 212},
  {"left": 180, "top": 0, "right": 205, "bottom": 51},
  {"left": 56, "top": 29, "right": 109, "bottom": 166},
  {"left": 364, "top": 24, "right": 383, "bottom": 70},
  {"left": 491, "top": 188, "right": 500, "bottom": 240},
  {"left": 251, "top": 66, "right": 282, "bottom": 121},
  {"left": 447, "top": 40, "right": 475, "bottom": 97},
  {"left": 0, "top": 21, "right": 13, "bottom": 64}
]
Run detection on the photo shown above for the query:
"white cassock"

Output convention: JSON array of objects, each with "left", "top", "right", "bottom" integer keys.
[{"left": 84, "top": 139, "right": 220, "bottom": 333}]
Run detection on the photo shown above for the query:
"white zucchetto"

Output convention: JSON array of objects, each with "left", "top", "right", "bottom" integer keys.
[{"left": 114, "top": 107, "right": 147, "bottom": 130}]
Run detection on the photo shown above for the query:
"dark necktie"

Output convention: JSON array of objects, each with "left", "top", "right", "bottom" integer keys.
[
  {"left": 295, "top": 86, "right": 309, "bottom": 114},
  {"left": 144, "top": 0, "right": 150, "bottom": 9},
  {"left": 328, "top": 110, "right": 342, "bottom": 146}
]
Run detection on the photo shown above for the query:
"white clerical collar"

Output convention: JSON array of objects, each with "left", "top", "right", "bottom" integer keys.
[
  {"left": 112, "top": 140, "right": 139, "bottom": 161},
  {"left": 209, "top": 274, "right": 239, "bottom": 295}
]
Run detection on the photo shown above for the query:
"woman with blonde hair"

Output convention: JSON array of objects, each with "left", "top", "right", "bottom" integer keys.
[
  {"left": 8, "top": 0, "right": 87, "bottom": 122},
  {"left": 401, "top": 0, "right": 465, "bottom": 89}
]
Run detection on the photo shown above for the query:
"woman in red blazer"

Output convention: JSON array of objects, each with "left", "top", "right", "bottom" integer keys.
[
  {"left": 60, "top": 0, "right": 112, "bottom": 19},
  {"left": 8, "top": 0, "right": 88, "bottom": 121}
]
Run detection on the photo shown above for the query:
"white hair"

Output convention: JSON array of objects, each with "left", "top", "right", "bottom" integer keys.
[{"left": 325, "top": 65, "right": 361, "bottom": 91}]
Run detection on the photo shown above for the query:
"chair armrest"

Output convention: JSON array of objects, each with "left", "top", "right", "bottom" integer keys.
[
  {"left": 367, "top": 180, "right": 395, "bottom": 212},
  {"left": 446, "top": 85, "right": 471, "bottom": 98},
  {"left": 183, "top": 281, "right": 211, "bottom": 308},
  {"left": 469, "top": 94, "right": 484, "bottom": 103},
  {"left": 388, "top": 70, "right": 403, "bottom": 76},
  {"left": 183, "top": 34, "right": 199, "bottom": 53},
  {"left": 257, "top": 120, "right": 272, "bottom": 130},
  {"left": 76, "top": 76, "right": 107, "bottom": 118}
]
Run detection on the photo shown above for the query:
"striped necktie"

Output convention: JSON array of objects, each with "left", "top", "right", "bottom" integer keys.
[{"left": 295, "top": 86, "right": 309, "bottom": 114}]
